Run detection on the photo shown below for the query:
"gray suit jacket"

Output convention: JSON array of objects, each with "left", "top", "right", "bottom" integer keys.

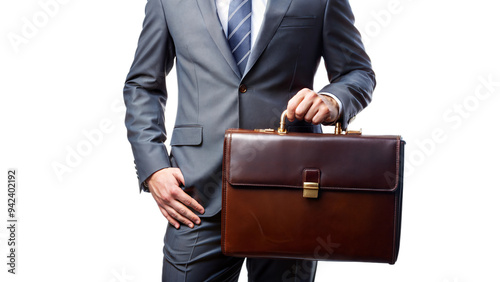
[{"left": 124, "top": 0, "right": 375, "bottom": 217}]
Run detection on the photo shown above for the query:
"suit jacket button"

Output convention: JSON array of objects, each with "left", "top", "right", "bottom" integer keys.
[{"left": 239, "top": 84, "right": 247, "bottom": 93}]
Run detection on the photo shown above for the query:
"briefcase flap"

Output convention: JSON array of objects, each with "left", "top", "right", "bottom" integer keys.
[{"left": 224, "top": 130, "right": 402, "bottom": 193}]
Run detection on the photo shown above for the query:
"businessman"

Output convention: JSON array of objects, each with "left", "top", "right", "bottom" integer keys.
[{"left": 124, "top": 0, "right": 375, "bottom": 280}]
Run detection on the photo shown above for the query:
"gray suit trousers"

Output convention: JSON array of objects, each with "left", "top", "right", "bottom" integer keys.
[{"left": 162, "top": 212, "right": 317, "bottom": 282}]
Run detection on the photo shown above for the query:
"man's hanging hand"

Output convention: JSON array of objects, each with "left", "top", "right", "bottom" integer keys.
[{"left": 147, "top": 168, "right": 205, "bottom": 229}]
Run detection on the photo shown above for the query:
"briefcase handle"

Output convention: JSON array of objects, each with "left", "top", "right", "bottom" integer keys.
[{"left": 278, "top": 110, "right": 361, "bottom": 135}]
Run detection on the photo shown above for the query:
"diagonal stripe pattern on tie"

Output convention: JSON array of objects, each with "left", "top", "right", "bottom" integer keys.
[{"left": 228, "top": 0, "right": 252, "bottom": 74}]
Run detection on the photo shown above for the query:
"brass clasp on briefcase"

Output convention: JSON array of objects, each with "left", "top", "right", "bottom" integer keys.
[{"left": 302, "top": 182, "right": 319, "bottom": 198}]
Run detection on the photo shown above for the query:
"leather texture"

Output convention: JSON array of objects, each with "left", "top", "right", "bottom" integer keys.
[
  {"left": 123, "top": 0, "right": 375, "bottom": 217},
  {"left": 222, "top": 129, "right": 405, "bottom": 264}
]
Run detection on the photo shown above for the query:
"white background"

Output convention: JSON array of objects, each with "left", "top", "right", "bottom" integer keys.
[{"left": 1, "top": 0, "right": 499, "bottom": 281}]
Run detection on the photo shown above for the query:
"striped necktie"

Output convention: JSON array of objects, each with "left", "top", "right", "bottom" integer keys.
[{"left": 227, "top": 0, "right": 252, "bottom": 74}]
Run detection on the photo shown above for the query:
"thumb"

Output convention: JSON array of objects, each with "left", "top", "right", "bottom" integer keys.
[{"left": 171, "top": 168, "right": 185, "bottom": 187}]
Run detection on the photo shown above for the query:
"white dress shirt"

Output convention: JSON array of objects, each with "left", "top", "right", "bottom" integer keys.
[{"left": 215, "top": 0, "right": 343, "bottom": 119}]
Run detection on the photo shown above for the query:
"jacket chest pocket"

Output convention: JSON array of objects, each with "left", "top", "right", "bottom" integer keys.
[{"left": 279, "top": 16, "right": 317, "bottom": 28}]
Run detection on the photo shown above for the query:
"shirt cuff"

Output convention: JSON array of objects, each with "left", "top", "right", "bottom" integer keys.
[{"left": 319, "top": 92, "right": 343, "bottom": 124}]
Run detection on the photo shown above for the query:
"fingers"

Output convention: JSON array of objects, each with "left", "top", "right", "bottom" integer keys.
[
  {"left": 303, "top": 97, "right": 324, "bottom": 124},
  {"left": 159, "top": 207, "right": 181, "bottom": 229},
  {"left": 147, "top": 168, "right": 204, "bottom": 229},
  {"left": 177, "top": 189, "right": 205, "bottom": 215},
  {"left": 155, "top": 186, "right": 202, "bottom": 229},
  {"left": 286, "top": 88, "right": 308, "bottom": 122},
  {"left": 171, "top": 167, "right": 185, "bottom": 187},
  {"left": 162, "top": 199, "right": 200, "bottom": 229},
  {"left": 287, "top": 88, "right": 339, "bottom": 125},
  {"left": 168, "top": 168, "right": 204, "bottom": 215}
]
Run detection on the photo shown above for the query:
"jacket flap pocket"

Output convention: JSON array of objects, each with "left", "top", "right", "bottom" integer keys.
[{"left": 170, "top": 126, "right": 203, "bottom": 146}]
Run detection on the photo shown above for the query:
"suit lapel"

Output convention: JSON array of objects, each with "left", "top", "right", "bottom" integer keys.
[
  {"left": 196, "top": 0, "right": 240, "bottom": 78},
  {"left": 196, "top": 0, "right": 293, "bottom": 79},
  {"left": 244, "top": 0, "right": 293, "bottom": 76}
]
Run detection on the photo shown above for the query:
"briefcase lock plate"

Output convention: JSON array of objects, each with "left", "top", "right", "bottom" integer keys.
[{"left": 303, "top": 182, "right": 319, "bottom": 198}]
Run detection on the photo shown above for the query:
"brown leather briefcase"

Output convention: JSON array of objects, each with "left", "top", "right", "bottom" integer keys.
[{"left": 221, "top": 111, "right": 405, "bottom": 264}]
